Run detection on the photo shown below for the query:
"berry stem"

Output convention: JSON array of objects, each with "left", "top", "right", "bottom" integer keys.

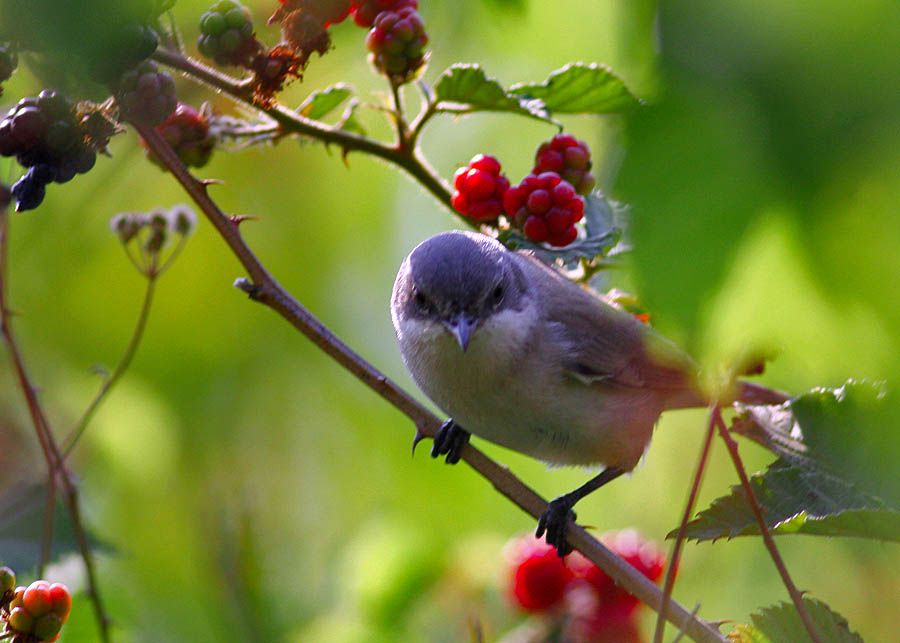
[
  {"left": 653, "top": 403, "right": 720, "bottom": 643},
  {"left": 61, "top": 275, "right": 158, "bottom": 458},
  {"left": 134, "top": 123, "right": 726, "bottom": 643},
  {"left": 388, "top": 79, "right": 410, "bottom": 151},
  {"left": 406, "top": 79, "right": 438, "bottom": 149},
  {"left": 713, "top": 409, "right": 822, "bottom": 643}
]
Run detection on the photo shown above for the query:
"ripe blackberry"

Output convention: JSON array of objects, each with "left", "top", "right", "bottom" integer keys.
[
  {"left": 12, "top": 168, "right": 49, "bottom": 212},
  {"left": 0, "top": 91, "right": 100, "bottom": 211}
]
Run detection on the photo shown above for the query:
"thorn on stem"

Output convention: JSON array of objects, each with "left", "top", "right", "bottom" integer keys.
[
  {"left": 234, "top": 277, "right": 263, "bottom": 300},
  {"left": 410, "top": 427, "right": 427, "bottom": 456},
  {"left": 230, "top": 214, "right": 258, "bottom": 227}
]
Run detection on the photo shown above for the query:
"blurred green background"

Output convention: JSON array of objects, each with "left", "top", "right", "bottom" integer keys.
[{"left": 1, "top": 0, "right": 898, "bottom": 641}]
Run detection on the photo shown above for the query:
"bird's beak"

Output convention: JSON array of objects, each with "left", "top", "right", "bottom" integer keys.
[{"left": 445, "top": 314, "right": 474, "bottom": 352}]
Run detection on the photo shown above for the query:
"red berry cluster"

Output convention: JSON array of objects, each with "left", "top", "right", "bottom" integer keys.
[
  {"left": 0, "top": 568, "right": 72, "bottom": 643},
  {"left": 504, "top": 172, "right": 584, "bottom": 247},
  {"left": 533, "top": 133, "right": 596, "bottom": 196},
  {"left": 198, "top": 0, "right": 260, "bottom": 67},
  {"left": 365, "top": 6, "right": 428, "bottom": 83},
  {"left": 449, "top": 133, "right": 593, "bottom": 247},
  {"left": 0, "top": 91, "right": 98, "bottom": 212},
  {"left": 117, "top": 61, "right": 178, "bottom": 127},
  {"left": 144, "top": 103, "right": 216, "bottom": 170},
  {"left": 451, "top": 155, "right": 509, "bottom": 222},
  {"left": 506, "top": 531, "right": 666, "bottom": 643},
  {"left": 352, "top": 0, "right": 417, "bottom": 28}
]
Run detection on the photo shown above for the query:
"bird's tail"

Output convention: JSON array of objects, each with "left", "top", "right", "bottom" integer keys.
[{"left": 665, "top": 381, "right": 791, "bottom": 410}]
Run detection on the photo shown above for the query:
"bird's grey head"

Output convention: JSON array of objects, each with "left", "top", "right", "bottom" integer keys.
[{"left": 392, "top": 231, "right": 528, "bottom": 351}]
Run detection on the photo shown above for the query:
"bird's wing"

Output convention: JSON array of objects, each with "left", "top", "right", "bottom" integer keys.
[{"left": 514, "top": 252, "right": 696, "bottom": 391}]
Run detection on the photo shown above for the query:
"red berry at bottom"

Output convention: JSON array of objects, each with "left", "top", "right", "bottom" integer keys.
[
  {"left": 48, "top": 582, "right": 72, "bottom": 621},
  {"left": 24, "top": 580, "right": 52, "bottom": 617},
  {"left": 506, "top": 535, "right": 573, "bottom": 613}
]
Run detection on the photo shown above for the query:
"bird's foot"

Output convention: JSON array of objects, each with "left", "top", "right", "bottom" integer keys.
[
  {"left": 536, "top": 496, "right": 577, "bottom": 557},
  {"left": 431, "top": 419, "right": 470, "bottom": 464}
]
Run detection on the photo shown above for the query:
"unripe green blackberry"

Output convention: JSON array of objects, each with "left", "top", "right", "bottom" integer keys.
[
  {"left": 365, "top": 6, "right": 428, "bottom": 83},
  {"left": 0, "top": 565, "right": 15, "bottom": 594},
  {"left": 117, "top": 61, "right": 178, "bottom": 126},
  {"left": 198, "top": 0, "right": 259, "bottom": 67}
]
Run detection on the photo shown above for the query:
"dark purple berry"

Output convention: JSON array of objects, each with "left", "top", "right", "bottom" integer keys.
[
  {"left": 10, "top": 107, "right": 47, "bottom": 148},
  {"left": 30, "top": 163, "right": 58, "bottom": 185},
  {"left": 73, "top": 148, "right": 97, "bottom": 174},
  {"left": 0, "top": 118, "right": 15, "bottom": 155},
  {"left": 12, "top": 171, "right": 47, "bottom": 212}
]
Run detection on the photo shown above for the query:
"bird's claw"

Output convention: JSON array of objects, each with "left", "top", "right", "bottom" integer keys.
[
  {"left": 536, "top": 497, "right": 577, "bottom": 557},
  {"left": 431, "top": 419, "right": 470, "bottom": 464}
]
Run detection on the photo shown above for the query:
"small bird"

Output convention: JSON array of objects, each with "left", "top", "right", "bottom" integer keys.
[{"left": 391, "top": 230, "right": 786, "bottom": 555}]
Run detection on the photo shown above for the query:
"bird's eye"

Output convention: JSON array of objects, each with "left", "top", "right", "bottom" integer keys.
[
  {"left": 413, "top": 290, "right": 429, "bottom": 310},
  {"left": 492, "top": 284, "right": 504, "bottom": 306}
]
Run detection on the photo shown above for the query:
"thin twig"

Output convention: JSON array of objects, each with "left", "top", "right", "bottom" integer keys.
[
  {"left": 653, "top": 405, "right": 720, "bottom": 643},
  {"left": 134, "top": 121, "right": 726, "bottom": 643},
  {"left": 39, "top": 471, "right": 56, "bottom": 575},
  {"left": 61, "top": 276, "right": 157, "bottom": 458},
  {"left": 0, "top": 206, "right": 112, "bottom": 641},
  {"left": 713, "top": 409, "right": 821, "bottom": 643},
  {"left": 152, "top": 48, "right": 455, "bottom": 213}
]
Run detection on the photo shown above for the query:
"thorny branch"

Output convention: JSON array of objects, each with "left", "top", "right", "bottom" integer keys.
[{"left": 133, "top": 118, "right": 727, "bottom": 643}]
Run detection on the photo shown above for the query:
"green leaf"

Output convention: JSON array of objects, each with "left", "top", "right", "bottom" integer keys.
[
  {"left": 337, "top": 99, "right": 367, "bottom": 136},
  {"left": 500, "top": 227, "right": 621, "bottom": 269},
  {"left": 298, "top": 84, "right": 353, "bottom": 121},
  {"left": 682, "top": 380, "right": 900, "bottom": 542},
  {"left": 0, "top": 480, "right": 109, "bottom": 572},
  {"left": 790, "top": 380, "right": 897, "bottom": 505},
  {"left": 509, "top": 62, "right": 641, "bottom": 114},
  {"left": 433, "top": 64, "right": 554, "bottom": 124},
  {"left": 678, "top": 460, "right": 900, "bottom": 542},
  {"left": 729, "top": 598, "right": 863, "bottom": 643}
]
